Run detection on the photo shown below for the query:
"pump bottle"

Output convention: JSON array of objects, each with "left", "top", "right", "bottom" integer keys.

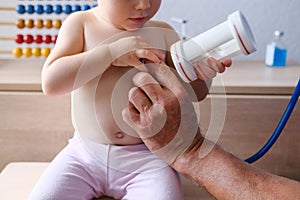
[{"left": 265, "top": 31, "right": 287, "bottom": 67}]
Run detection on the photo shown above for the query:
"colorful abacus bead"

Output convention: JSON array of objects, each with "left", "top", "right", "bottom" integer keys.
[
  {"left": 13, "top": 48, "right": 22, "bottom": 58},
  {"left": 41, "top": 48, "right": 51, "bottom": 57},
  {"left": 24, "top": 34, "right": 34, "bottom": 44},
  {"left": 34, "top": 35, "right": 43, "bottom": 44},
  {"left": 62, "top": 5, "right": 72, "bottom": 14},
  {"left": 44, "top": 19, "right": 53, "bottom": 29},
  {"left": 15, "top": 34, "right": 23, "bottom": 44},
  {"left": 52, "top": 35, "right": 58, "bottom": 44},
  {"left": 22, "top": 47, "right": 32, "bottom": 58},
  {"left": 32, "top": 48, "right": 41, "bottom": 57},
  {"left": 53, "top": 20, "right": 62, "bottom": 29},
  {"left": 16, "top": 5, "right": 25, "bottom": 14},
  {"left": 44, "top": 5, "right": 53, "bottom": 14},
  {"left": 25, "top": 19, "right": 34, "bottom": 28},
  {"left": 81, "top": 5, "right": 91, "bottom": 11},
  {"left": 34, "top": 5, "right": 44, "bottom": 14},
  {"left": 35, "top": 19, "right": 43, "bottom": 29},
  {"left": 72, "top": 5, "right": 81, "bottom": 12},
  {"left": 43, "top": 35, "right": 52, "bottom": 44},
  {"left": 16, "top": 19, "right": 25, "bottom": 29},
  {"left": 53, "top": 5, "right": 62, "bottom": 14},
  {"left": 25, "top": 5, "right": 34, "bottom": 14}
]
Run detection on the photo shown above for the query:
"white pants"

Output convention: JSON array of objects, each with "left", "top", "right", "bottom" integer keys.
[{"left": 29, "top": 133, "right": 183, "bottom": 200}]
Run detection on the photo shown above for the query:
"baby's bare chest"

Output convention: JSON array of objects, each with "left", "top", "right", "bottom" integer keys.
[{"left": 94, "top": 66, "right": 139, "bottom": 136}]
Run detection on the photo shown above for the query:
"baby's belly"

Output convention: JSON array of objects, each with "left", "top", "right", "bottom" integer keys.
[{"left": 72, "top": 66, "right": 143, "bottom": 145}]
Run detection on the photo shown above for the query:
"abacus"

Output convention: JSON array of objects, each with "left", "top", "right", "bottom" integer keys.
[{"left": 0, "top": 0, "right": 97, "bottom": 59}]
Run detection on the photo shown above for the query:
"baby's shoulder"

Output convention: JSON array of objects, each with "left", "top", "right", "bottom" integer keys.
[
  {"left": 62, "top": 9, "right": 94, "bottom": 27},
  {"left": 61, "top": 11, "right": 85, "bottom": 29}
]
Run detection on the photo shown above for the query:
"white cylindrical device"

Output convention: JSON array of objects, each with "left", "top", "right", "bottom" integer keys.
[{"left": 170, "top": 10, "right": 256, "bottom": 82}]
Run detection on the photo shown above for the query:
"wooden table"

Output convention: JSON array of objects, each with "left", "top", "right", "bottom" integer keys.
[
  {"left": 0, "top": 59, "right": 43, "bottom": 91},
  {"left": 211, "top": 60, "right": 300, "bottom": 95},
  {"left": 1, "top": 59, "right": 299, "bottom": 93}
]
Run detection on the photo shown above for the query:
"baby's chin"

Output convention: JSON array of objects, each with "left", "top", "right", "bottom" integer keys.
[
  {"left": 124, "top": 23, "right": 147, "bottom": 32},
  {"left": 125, "top": 26, "right": 144, "bottom": 32}
]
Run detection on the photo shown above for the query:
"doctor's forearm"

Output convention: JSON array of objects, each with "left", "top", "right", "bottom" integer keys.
[{"left": 173, "top": 139, "right": 300, "bottom": 200}]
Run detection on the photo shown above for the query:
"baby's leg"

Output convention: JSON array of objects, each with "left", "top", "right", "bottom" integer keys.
[
  {"left": 28, "top": 135, "right": 106, "bottom": 200},
  {"left": 123, "top": 166, "right": 183, "bottom": 200}
]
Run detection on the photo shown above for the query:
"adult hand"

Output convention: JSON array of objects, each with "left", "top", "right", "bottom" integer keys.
[{"left": 122, "top": 62, "right": 203, "bottom": 165}]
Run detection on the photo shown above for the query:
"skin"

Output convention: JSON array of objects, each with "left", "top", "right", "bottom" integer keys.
[
  {"left": 42, "top": 0, "right": 230, "bottom": 145},
  {"left": 122, "top": 62, "right": 300, "bottom": 200}
]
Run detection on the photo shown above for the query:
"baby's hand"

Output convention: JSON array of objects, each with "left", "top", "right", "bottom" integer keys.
[
  {"left": 193, "top": 58, "right": 232, "bottom": 80},
  {"left": 109, "top": 36, "right": 165, "bottom": 70}
]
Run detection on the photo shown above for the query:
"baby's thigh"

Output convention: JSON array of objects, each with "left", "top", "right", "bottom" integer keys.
[
  {"left": 124, "top": 166, "right": 183, "bottom": 200},
  {"left": 28, "top": 140, "right": 105, "bottom": 200}
]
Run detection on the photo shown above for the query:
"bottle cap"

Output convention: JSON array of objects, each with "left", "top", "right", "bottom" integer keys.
[{"left": 274, "top": 30, "right": 284, "bottom": 37}]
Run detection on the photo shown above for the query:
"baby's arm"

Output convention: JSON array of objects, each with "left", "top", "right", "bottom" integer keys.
[
  {"left": 42, "top": 12, "right": 165, "bottom": 96},
  {"left": 188, "top": 57, "right": 231, "bottom": 101},
  {"left": 41, "top": 12, "right": 112, "bottom": 96}
]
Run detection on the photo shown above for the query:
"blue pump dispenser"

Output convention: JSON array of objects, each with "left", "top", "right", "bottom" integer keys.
[{"left": 265, "top": 31, "right": 287, "bottom": 67}]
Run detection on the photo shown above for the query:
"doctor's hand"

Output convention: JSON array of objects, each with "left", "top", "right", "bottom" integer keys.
[{"left": 122, "top": 62, "right": 203, "bottom": 165}]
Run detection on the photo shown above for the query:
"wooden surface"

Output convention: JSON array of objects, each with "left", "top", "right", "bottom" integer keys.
[
  {"left": 0, "top": 92, "right": 73, "bottom": 170},
  {"left": 0, "top": 59, "right": 299, "bottom": 94},
  {"left": 211, "top": 60, "right": 300, "bottom": 95},
  {"left": 0, "top": 162, "right": 49, "bottom": 200},
  {"left": 0, "top": 59, "right": 44, "bottom": 91}
]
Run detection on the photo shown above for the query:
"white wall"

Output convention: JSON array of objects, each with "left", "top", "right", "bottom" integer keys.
[
  {"left": 154, "top": 0, "right": 300, "bottom": 63},
  {"left": 1, "top": 0, "right": 299, "bottom": 62}
]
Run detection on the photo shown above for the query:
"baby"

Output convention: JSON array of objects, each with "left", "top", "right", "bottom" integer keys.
[{"left": 29, "top": 0, "right": 230, "bottom": 199}]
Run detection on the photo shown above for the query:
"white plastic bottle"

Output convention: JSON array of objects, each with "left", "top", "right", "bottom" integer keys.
[{"left": 265, "top": 31, "right": 287, "bottom": 67}]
